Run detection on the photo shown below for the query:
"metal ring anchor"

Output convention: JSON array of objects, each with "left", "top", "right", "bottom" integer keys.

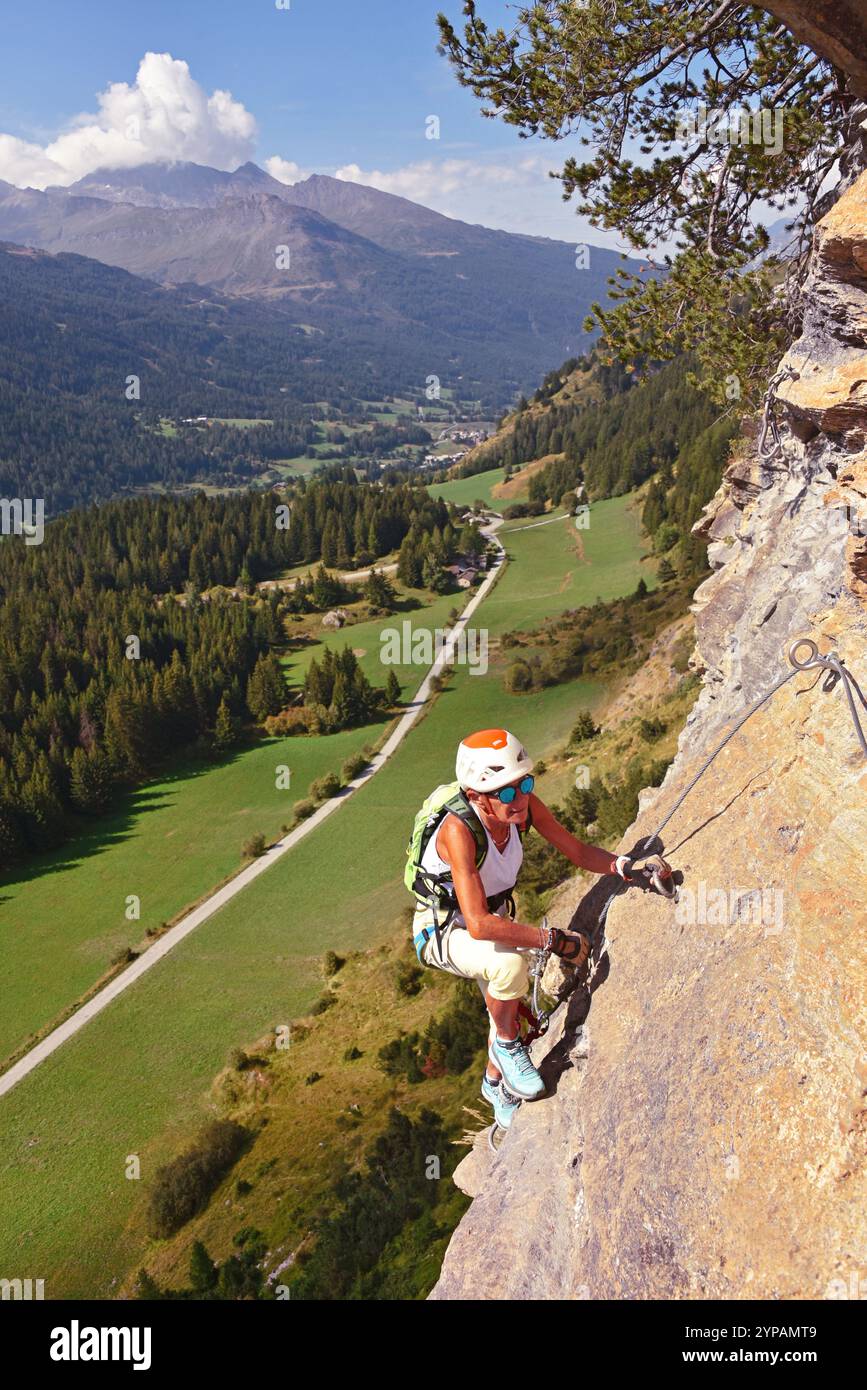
[
  {"left": 788, "top": 638, "right": 867, "bottom": 757},
  {"left": 788, "top": 638, "right": 821, "bottom": 671}
]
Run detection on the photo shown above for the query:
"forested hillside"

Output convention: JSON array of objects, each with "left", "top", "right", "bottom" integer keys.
[
  {"left": 0, "top": 482, "right": 456, "bottom": 872},
  {"left": 0, "top": 162, "right": 644, "bottom": 397},
  {"left": 0, "top": 239, "right": 516, "bottom": 510},
  {"left": 0, "top": 244, "right": 318, "bottom": 508},
  {"left": 459, "top": 353, "right": 738, "bottom": 579}
]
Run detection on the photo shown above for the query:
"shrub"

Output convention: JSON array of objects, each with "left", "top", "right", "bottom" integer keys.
[
  {"left": 343, "top": 1046, "right": 362, "bottom": 1061},
  {"left": 671, "top": 636, "right": 693, "bottom": 674},
  {"left": 341, "top": 753, "right": 368, "bottom": 781},
  {"left": 228, "top": 1048, "right": 250, "bottom": 1072},
  {"left": 242, "top": 833, "right": 266, "bottom": 859},
  {"left": 305, "top": 1072, "right": 322, "bottom": 1086},
  {"left": 639, "top": 717, "right": 667, "bottom": 742},
  {"left": 264, "top": 708, "right": 308, "bottom": 737},
  {"left": 111, "top": 947, "right": 139, "bottom": 967},
  {"left": 235, "top": 1179, "right": 252, "bottom": 1197},
  {"left": 395, "top": 959, "right": 424, "bottom": 998},
  {"left": 323, "top": 950, "right": 345, "bottom": 977},
  {"left": 309, "top": 772, "right": 341, "bottom": 800},
  {"left": 653, "top": 522, "right": 679, "bottom": 554},
  {"left": 378, "top": 1033, "right": 425, "bottom": 1083},
  {"left": 377, "top": 980, "right": 488, "bottom": 1083},
  {"left": 505, "top": 660, "right": 533, "bottom": 693},
  {"left": 311, "top": 991, "right": 336, "bottom": 1016},
  {"left": 292, "top": 797, "right": 317, "bottom": 823},
  {"left": 146, "top": 1120, "right": 249, "bottom": 1239},
  {"left": 570, "top": 711, "right": 600, "bottom": 744},
  {"left": 657, "top": 556, "right": 676, "bottom": 583}
]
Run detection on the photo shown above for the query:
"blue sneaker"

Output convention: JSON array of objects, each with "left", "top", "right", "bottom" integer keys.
[
  {"left": 481, "top": 1074, "right": 521, "bottom": 1130},
  {"left": 488, "top": 1032, "right": 546, "bottom": 1100}
]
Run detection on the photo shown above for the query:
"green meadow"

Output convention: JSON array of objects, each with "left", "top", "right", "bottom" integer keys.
[
  {"left": 0, "top": 582, "right": 481, "bottom": 1066},
  {"left": 0, "top": 729, "right": 385, "bottom": 1067},
  {"left": 427, "top": 466, "right": 524, "bottom": 511},
  {"left": 0, "top": 664, "right": 596, "bottom": 1297},
  {"left": 281, "top": 585, "right": 473, "bottom": 689},
  {"left": 489, "top": 495, "right": 654, "bottom": 635}
]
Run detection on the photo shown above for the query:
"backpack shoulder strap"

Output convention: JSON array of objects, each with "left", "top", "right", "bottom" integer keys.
[{"left": 440, "top": 789, "right": 488, "bottom": 868}]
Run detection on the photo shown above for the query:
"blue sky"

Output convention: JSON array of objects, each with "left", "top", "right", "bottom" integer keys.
[{"left": 0, "top": 0, "right": 633, "bottom": 247}]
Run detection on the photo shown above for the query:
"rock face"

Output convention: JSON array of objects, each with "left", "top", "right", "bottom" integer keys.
[{"left": 431, "top": 171, "right": 867, "bottom": 1301}]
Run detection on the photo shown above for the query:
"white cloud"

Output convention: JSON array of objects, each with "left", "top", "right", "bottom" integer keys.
[
  {"left": 0, "top": 53, "right": 257, "bottom": 189},
  {"left": 264, "top": 155, "right": 309, "bottom": 186},
  {"left": 329, "top": 153, "right": 633, "bottom": 248},
  {"left": 333, "top": 156, "right": 541, "bottom": 203}
]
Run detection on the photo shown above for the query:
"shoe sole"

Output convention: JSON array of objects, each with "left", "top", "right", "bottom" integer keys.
[{"left": 487, "top": 1042, "right": 546, "bottom": 1100}]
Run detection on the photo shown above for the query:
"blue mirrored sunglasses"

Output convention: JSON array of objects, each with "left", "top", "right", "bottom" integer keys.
[{"left": 494, "top": 774, "right": 535, "bottom": 804}]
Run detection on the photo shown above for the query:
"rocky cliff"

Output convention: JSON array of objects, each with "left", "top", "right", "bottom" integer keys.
[{"left": 431, "top": 169, "right": 867, "bottom": 1301}]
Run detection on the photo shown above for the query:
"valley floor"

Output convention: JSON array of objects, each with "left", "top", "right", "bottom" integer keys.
[{"left": 0, "top": 491, "right": 656, "bottom": 1298}]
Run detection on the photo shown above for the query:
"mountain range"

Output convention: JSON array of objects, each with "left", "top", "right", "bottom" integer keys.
[{"left": 0, "top": 160, "right": 646, "bottom": 403}]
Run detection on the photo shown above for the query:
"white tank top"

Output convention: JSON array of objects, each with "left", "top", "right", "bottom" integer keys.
[{"left": 420, "top": 812, "right": 523, "bottom": 904}]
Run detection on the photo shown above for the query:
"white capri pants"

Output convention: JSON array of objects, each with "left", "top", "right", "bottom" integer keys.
[{"left": 412, "top": 901, "right": 529, "bottom": 1002}]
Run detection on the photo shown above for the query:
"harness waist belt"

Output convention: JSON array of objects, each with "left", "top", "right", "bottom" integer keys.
[{"left": 413, "top": 885, "right": 516, "bottom": 961}]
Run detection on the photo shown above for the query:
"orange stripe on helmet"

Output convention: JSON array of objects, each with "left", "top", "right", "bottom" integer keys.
[{"left": 461, "top": 728, "right": 509, "bottom": 750}]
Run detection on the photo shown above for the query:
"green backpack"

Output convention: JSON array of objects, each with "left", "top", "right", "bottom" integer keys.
[{"left": 404, "top": 780, "right": 531, "bottom": 911}]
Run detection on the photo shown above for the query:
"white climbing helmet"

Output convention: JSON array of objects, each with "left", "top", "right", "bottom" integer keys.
[{"left": 456, "top": 728, "right": 534, "bottom": 794}]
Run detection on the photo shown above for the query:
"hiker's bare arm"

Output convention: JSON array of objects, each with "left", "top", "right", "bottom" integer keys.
[
  {"left": 437, "top": 816, "right": 543, "bottom": 948},
  {"left": 528, "top": 794, "right": 616, "bottom": 876}
]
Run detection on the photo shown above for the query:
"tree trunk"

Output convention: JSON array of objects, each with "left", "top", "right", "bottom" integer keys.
[{"left": 763, "top": 1, "right": 867, "bottom": 98}]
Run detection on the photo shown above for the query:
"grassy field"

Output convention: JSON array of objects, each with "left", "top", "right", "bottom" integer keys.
[
  {"left": 0, "top": 728, "right": 389, "bottom": 1068},
  {"left": 123, "top": 929, "right": 477, "bottom": 1298},
  {"left": 0, "top": 577, "right": 481, "bottom": 1066},
  {"left": 489, "top": 496, "right": 654, "bottom": 636},
  {"left": 211, "top": 418, "right": 274, "bottom": 428},
  {"left": 0, "top": 665, "right": 596, "bottom": 1297},
  {"left": 271, "top": 457, "right": 322, "bottom": 478},
  {"left": 426, "top": 467, "right": 527, "bottom": 510},
  {"left": 263, "top": 551, "right": 400, "bottom": 584},
  {"left": 281, "top": 584, "right": 473, "bottom": 691},
  {"left": 0, "top": 492, "right": 650, "bottom": 1297}
]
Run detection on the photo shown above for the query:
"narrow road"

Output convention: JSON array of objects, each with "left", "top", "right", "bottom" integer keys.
[
  {"left": 501, "top": 511, "right": 571, "bottom": 533},
  {"left": 258, "top": 560, "right": 399, "bottom": 592},
  {"left": 0, "top": 522, "right": 506, "bottom": 1098}
]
